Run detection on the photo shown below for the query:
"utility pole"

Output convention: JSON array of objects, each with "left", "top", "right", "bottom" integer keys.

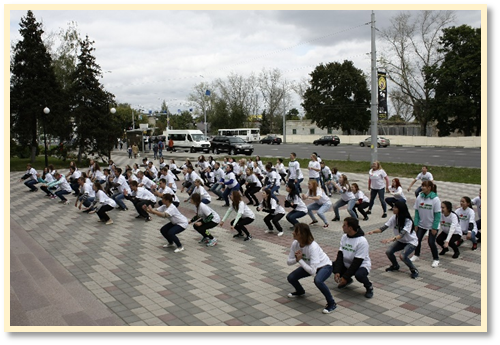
[{"left": 370, "top": 10, "right": 378, "bottom": 163}]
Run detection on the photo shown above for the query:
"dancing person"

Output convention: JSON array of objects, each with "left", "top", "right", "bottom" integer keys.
[
  {"left": 284, "top": 181, "right": 308, "bottom": 227},
  {"left": 367, "top": 161, "right": 390, "bottom": 218},
  {"left": 257, "top": 188, "right": 285, "bottom": 236},
  {"left": 407, "top": 166, "right": 434, "bottom": 197},
  {"left": 351, "top": 183, "right": 370, "bottom": 221},
  {"left": 88, "top": 182, "right": 116, "bottom": 225},
  {"left": 220, "top": 190, "right": 254, "bottom": 241},
  {"left": 331, "top": 174, "right": 357, "bottom": 221},
  {"left": 302, "top": 180, "right": 332, "bottom": 228},
  {"left": 455, "top": 196, "right": 479, "bottom": 251},
  {"left": 189, "top": 193, "right": 220, "bottom": 247},
  {"left": 436, "top": 201, "right": 462, "bottom": 259},
  {"left": 385, "top": 178, "right": 406, "bottom": 210}
]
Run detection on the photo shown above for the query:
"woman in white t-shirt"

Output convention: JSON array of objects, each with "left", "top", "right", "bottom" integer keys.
[
  {"left": 220, "top": 190, "right": 255, "bottom": 241},
  {"left": 189, "top": 193, "right": 220, "bottom": 247},
  {"left": 145, "top": 194, "right": 188, "bottom": 253},
  {"left": 308, "top": 154, "right": 321, "bottom": 183},
  {"left": 455, "top": 196, "right": 479, "bottom": 251},
  {"left": 385, "top": 178, "right": 407, "bottom": 210},
  {"left": 351, "top": 183, "right": 370, "bottom": 221},
  {"left": 436, "top": 201, "right": 462, "bottom": 259},
  {"left": 367, "top": 161, "right": 390, "bottom": 218},
  {"left": 331, "top": 174, "right": 357, "bottom": 221},
  {"left": 472, "top": 188, "right": 481, "bottom": 236},
  {"left": 302, "top": 180, "right": 332, "bottom": 228},
  {"left": 257, "top": 188, "right": 286, "bottom": 236},
  {"left": 88, "top": 181, "right": 117, "bottom": 225}
]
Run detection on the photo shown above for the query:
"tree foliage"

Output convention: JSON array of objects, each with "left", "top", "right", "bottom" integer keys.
[
  {"left": 68, "top": 35, "right": 116, "bottom": 162},
  {"left": 426, "top": 25, "right": 481, "bottom": 136},
  {"left": 10, "top": 11, "right": 67, "bottom": 163},
  {"left": 301, "top": 60, "right": 371, "bottom": 134},
  {"left": 379, "top": 10, "right": 456, "bottom": 135}
]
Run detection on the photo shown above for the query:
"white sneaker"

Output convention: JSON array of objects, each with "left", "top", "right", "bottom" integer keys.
[
  {"left": 277, "top": 231, "right": 284, "bottom": 237},
  {"left": 174, "top": 247, "right": 185, "bottom": 253},
  {"left": 410, "top": 255, "right": 419, "bottom": 262},
  {"left": 105, "top": 219, "right": 113, "bottom": 225},
  {"left": 163, "top": 243, "right": 175, "bottom": 248},
  {"left": 431, "top": 260, "right": 440, "bottom": 268}
]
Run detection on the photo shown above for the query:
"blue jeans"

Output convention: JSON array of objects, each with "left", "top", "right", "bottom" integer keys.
[
  {"left": 160, "top": 223, "right": 185, "bottom": 248},
  {"left": 24, "top": 179, "right": 38, "bottom": 191},
  {"left": 333, "top": 261, "right": 372, "bottom": 289},
  {"left": 55, "top": 190, "right": 70, "bottom": 201},
  {"left": 386, "top": 241, "right": 417, "bottom": 271},
  {"left": 333, "top": 199, "right": 357, "bottom": 219},
  {"left": 294, "top": 178, "right": 304, "bottom": 193},
  {"left": 210, "top": 183, "right": 223, "bottom": 198},
  {"left": 307, "top": 202, "right": 332, "bottom": 224},
  {"left": 369, "top": 188, "right": 387, "bottom": 213},
  {"left": 222, "top": 184, "right": 240, "bottom": 206},
  {"left": 287, "top": 265, "right": 335, "bottom": 307},
  {"left": 79, "top": 196, "right": 95, "bottom": 207},
  {"left": 112, "top": 193, "right": 127, "bottom": 210},
  {"left": 286, "top": 210, "right": 307, "bottom": 225},
  {"left": 414, "top": 186, "right": 422, "bottom": 197},
  {"left": 414, "top": 227, "right": 439, "bottom": 260}
]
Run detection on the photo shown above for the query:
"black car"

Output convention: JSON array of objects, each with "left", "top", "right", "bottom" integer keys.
[
  {"left": 313, "top": 135, "right": 340, "bottom": 146},
  {"left": 210, "top": 136, "right": 254, "bottom": 156},
  {"left": 260, "top": 135, "right": 282, "bottom": 145}
]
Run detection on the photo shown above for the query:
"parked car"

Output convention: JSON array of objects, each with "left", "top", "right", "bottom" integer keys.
[
  {"left": 260, "top": 135, "right": 282, "bottom": 145},
  {"left": 210, "top": 136, "right": 254, "bottom": 156},
  {"left": 313, "top": 135, "right": 340, "bottom": 146},
  {"left": 359, "top": 136, "right": 391, "bottom": 148}
]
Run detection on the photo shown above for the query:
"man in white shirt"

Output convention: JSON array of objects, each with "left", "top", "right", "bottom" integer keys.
[
  {"left": 407, "top": 166, "right": 434, "bottom": 197},
  {"left": 124, "top": 180, "right": 157, "bottom": 221},
  {"left": 110, "top": 167, "right": 131, "bottom": 211},
  {"left": 20, "top": 163, "right": 39, "bottom": 192}
]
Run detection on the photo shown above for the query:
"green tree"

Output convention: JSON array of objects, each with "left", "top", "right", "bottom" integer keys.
[
  {"left": 426, "top": 25, "right": 481, "bottom": 136},
  {"left": 260, "top": 109, "right": 271, "bottom": 135},
  {"left": 169, "top": 111, "right": 196, "bottom": 130},
  {"left": 301, "top": 61, "right": 371, "bottom": 134},
  {"left": 286, "top": 108, "right": 300, "bottom": 121},
  {"left": 208, "top": 98, "right": 230, "bottom": 134},
  {"left": 68, "top": 35, "right": 116, "bottom": 162},
  {"left": 10, "top": 10, "right": 65, "bottom": 163}
]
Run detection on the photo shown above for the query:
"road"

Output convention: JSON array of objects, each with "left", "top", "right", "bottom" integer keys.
[{"left": 250, "top": 143, "right": 481, "bottom": 168}]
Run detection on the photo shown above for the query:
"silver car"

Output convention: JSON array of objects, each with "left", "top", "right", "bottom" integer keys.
[{"left": 359, "top": 136, "right": 391, "bottom": 148}]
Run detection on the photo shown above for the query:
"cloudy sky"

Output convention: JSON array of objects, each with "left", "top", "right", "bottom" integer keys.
[{"left": 7, "top": 2, "right": 483, "bottom": 115}]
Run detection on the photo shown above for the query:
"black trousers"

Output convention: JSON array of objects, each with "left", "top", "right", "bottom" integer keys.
[
  {"left": 436, "top": 232, "right": 461, "bottom": 253},
  {"left": 264, "top": 213, "right": 284, "bottom": 232},
  {"left": 333, "top": 260, "right": 372, "bottom": 289},
  {"left": 97, "top": 204, "right": 114, "bottom": 221},
  {"left": 193, "top": 221, "right": 218, "bottom": 240},
  {"left": 134, "top": 199, "right": 156, "bottom": 218},
  {"left": 230, "top": 217, "right": 253, "bottom": 236},
  {"left": 354, "top": 202, "right": 370, "bottom": 218},
  {"left": 244, "top": 186, "right": 261, "bottom": 204}
]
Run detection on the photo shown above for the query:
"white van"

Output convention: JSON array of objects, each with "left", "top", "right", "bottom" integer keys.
[{"left": 163, "top": 129, "right": 211, "bottom": 153}]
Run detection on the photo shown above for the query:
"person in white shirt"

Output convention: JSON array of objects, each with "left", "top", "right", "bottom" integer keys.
[
  {"left": 411, "top": 180, "right": 441, "bottom": 268},
  {"left": 407, "top": 166, "right": 434, "bottom": 197},
  {"left": 145, "top": 194, "right": 188, "bottom": 253},
  {"left": 169, "top": 159, "right": 181, "bottom": 181},
  {"left": 221, "top": 164, "right": 240, "bottom": 207},
  {"left": 436, "top": 201, "right": 463, "bottom": 259},
  {"left": 19, "top": 163, "right": 39, "bottom": 192},
  {"left": 264, "top": 162, "right": 281, "bottom": 200},
  {"left": 92, "top": 162, "right": 106, "bottom": 184},
  {"left": 319, "top": 161, "right": 334, "bottom": 197},
  {"left": 137, "top": 171, "right": 155, "bottom": 191},
  {"left": 109, "top": 168, "right": 131, "bottom": 211},
  {"left": 145, "top": 161, "right": 159, "bottom": 181},
  {"left": 351, "top": 183, "right": 370, "bottom": 221},
  {"left": 385, "top": 178, "right": 407, "bottom": 210},
  {"left": 332, "top": 174, "right": 357, "bottom": 221},
  {"left": 220, "top": 190, "right": 254, "bottom": 241},
  {"left": 308, "top": 153, "right": 321, "bottom": 183},
  {"left": 75, "top": 176, "right": 96, "bottom": 210},
  {"left": 189, "top": 193, "right": 220, "bottom": 247},
  {"left": 209, "top": 162, "right": 225, "bottom": 200},
  {"left": 182, "top": 165, "right": 200, "bottom": 195},
  {"left": 132, "top": 163, "right": 141, "bottom": 176},
  {"left": 284, "top": 181, "right": 308, "bottom": 227},
  {"left": 472, "top": 188, "right": 481, "bottom": 238},
  {"left": 88, "top": 182, "right": 117, "bottom": 225},
  {"left": 257, "top": 188, "right": 285, "bottom": 236},
  {"left": 368, "top": 201, "right": 419, "bottom": 279},
  {"left": 455, "top": 196, "right": 479, "bottom": 251},
  {"left": 333, "top": 217, "right": 373, "bottom": 298},
  {"left": 275, "top": 158, "right": 287, "bottom": 184},
  {"left": 286, "top": 223, "right": 337, "bottom": 314},
  {"left": 124, "top": 180, "right": 157, "bottom": 221},
  {"left": 287, "top": 152, "right": 304, "bottom": 193},
  {"left": 68, "top": 166, "right": 82, "bottom": 195},
  {"left": 244, "top": 167, "right": 262, "bottom": 206},
  {"left": 43, "top": 172, "right": 73, "bottom": 203},
  {"left": 152, "top": 179, "right": 180, "bottom": 207},
  {"left": 159, "top": 167, "right": 177, "bottom": 193},
  {"left": 367, "top": 161, "right": 390, "bottom": 218},
  {"left": 185, "top": 179, "right": 211, "bottom": 204},
  {"left": 302, "top": 180, "right": 332, "bottom": 228}
]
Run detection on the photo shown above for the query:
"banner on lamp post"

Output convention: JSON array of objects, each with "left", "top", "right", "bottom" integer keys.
[{"left": 378, "top": 71, "right": 388, "bottom": 120}]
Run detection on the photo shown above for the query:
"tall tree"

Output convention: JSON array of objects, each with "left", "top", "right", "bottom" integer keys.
[
  {"left": 286, "top": 108, "right": 300, "bottom": 121},
  {"left": 258, "top": 68, "right": 287, "bottom": 133},
  {"left": 301, "top": 61, "right": 371, "bottom": 134},
  {"left": 10, "top": 10, "right": 64, "bottom": 163},
  {"left": 379, "top": 10, "right": 456, "bottom": 135},
  {"left": 426, "top": 25, "right": 481, "bottom": 136},
  {"left": 68, "top": 35, "right": 116, "bottom": 162}
]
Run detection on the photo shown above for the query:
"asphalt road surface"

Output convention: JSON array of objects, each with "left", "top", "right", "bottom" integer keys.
[{"left": 251, "top": 143, "right": 481, "bottom": 168}]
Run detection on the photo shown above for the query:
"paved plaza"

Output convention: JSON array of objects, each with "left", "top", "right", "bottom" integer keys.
[{"left": 9, "top": 150, "right": 483, "bottom": 329}]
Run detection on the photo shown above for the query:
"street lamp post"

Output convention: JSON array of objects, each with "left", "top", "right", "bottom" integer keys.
[
  {"left": 43, "top": 107, "right": 50, "bottom": 167},
  {"left": 204, "top": 90, "right": 211, "bottom": 138},
  {"left": 110, "top": 107, "right": 116, "bottom": 161}
]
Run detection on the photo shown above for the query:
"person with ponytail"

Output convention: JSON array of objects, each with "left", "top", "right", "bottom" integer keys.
[
  {"left": 189, "top": 193, "right": 220, "bottom": 247},
  {"left": 455, "top": 196, "right": 479, "bottom": 251},
  {"left": 436, "top": 201, "right": 462, "bottom": 259},
  {"left": 220, "top": 190, "right": 254, "bottom": 241},
  {"left": 302, "top": 179, "right": 332, "bottom": 228},
  {"left": 284, "top": 181, "right": 308, "bottom": 227},
  {"left": 257, "top": 188, "right": 285, "bottom": 236}
]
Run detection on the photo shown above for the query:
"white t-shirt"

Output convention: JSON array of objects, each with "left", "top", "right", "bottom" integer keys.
[
  {"left": 339, "top": 184, "right": 355, "bottom": 202},
  {"left": 132, "top": 187, "right": 157, "bottom": 203},
  {"left": 389, "top": 186, "right": 406, "bottom": 201},
  {"left": 416, "top": 172, "right": 434, "bottom": 182},
  {"left": 286, "top": 194, "right": 308, "bottom": 213},
  {"left": 114, "top": 174, "right": 131, "bottom": 194},
  {"left": 246, "top": 174, "right": 262, "bottom": 188},
  {"left": 440, "top": 212, "right": 463, "bottom": 239},
  {"left": 195, "top": 203, "right": 221, "bottom": 224},
  {"left": 383, "top": 215, "right": 418, "bottom": 246},
  {"left": 192, "top": 185, "right": 211, "bottom": 202},
  {"left": 472, "top": 196, "right": 481, "bottom": 218},
  {"left": 287, "top": 240, "right": 332, "bottom": 276},
  {"left": 369, "top": 169, "right": 388, "bottom": 190},
  {"left": 260, "top": 198, "right": 286, "bottom": 215},
  {"left": 339, "top": 233, "right": 371, "bottom": 272},
  {"left": 308, "top": 161, "right": 321, "bottom": 179},
  {"left": 96, "top": 190, "right": 117, "bottom": 208},
  {"left": 414, "top": 194, "right": 441, "bottom": 230},
  {"left": 309, "top": 187, "right": 331, "bottom": 205},
  {"left": 354, "top": 190, "right": 369, "bottom": 203},
  {"left": 288, "top": 161, "right": 303, "bottom": 179},
  {"left": 275, "top": 163, "right": 287, "bottom": 174},
  {"left": 455, "top": 207, "right": 478, "bottom": 234},
  {"left": 157, "top": 204, "right": 188, "bottom": 228}
]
